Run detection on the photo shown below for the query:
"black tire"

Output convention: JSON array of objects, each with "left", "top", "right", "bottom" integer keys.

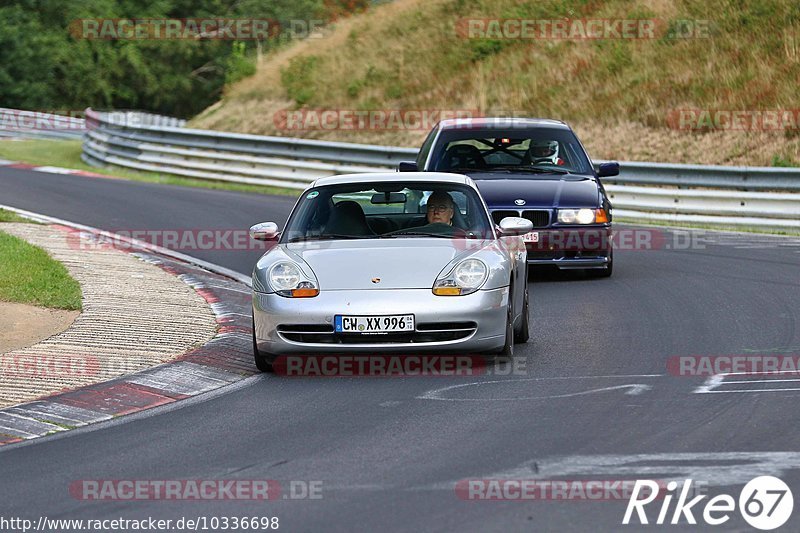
[
  {"left": 499, "top": 302, "right": 514, "bottom": 357},
  {"left": 513, "top": 284, "right": 530, "bottom": 344},
  {"left": 252, "top": 315, "right": 274, "bottom": 373}
]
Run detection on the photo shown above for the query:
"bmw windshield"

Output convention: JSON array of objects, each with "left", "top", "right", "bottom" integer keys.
[{"left": 429, "top": 128, "right": 594, "bottom": 175}]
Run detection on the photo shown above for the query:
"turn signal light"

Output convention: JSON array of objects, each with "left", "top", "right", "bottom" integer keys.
[
  {"left": 291, "top": 288, "right": 319, "bottom": 298},
  {"left": 433, "top": 287, "right": 462, "bottom": 296},
  {"left": 595, "top": 209, "right": 609, "bottom": 223}
]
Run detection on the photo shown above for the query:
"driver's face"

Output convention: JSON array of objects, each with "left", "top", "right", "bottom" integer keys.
[{"left": 427, "top": 202, "right": 454, "bottom": 224}]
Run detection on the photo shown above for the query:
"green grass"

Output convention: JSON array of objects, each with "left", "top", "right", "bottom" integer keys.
[
  {"left": 0, "top": 139, "right": 298, "bottom": 197},
  {"left": 0, "top": 230, "right": 82, "bottom": 310},
  {"left": 0, "top": 209, "right": 30, "bottom": 223}
]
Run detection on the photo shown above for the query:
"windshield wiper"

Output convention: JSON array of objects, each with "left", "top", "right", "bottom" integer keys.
[
  {"left": 287, "top": 234, "right": 374, "bottom": 243},
  {"left": 437, "top": 167, "right": 483, "bottom": 173},
  {"left": 387, "top": 231, "right": 460, "bottom": 239},
  {"left": 490, "top": 165, "right": 570, "bottom": 175}
]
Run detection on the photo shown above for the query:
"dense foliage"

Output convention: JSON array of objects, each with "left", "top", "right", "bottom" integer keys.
[{"left": 0, "top": 0, "right": 368, "bottom": 117}]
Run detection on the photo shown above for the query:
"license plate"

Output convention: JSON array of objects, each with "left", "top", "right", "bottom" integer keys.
[
  {"left": 523, "top": 231, "right": 540, "bottom": 243},
  {"left": 335, "top": 314, "right": 415, "bottom": 333}
]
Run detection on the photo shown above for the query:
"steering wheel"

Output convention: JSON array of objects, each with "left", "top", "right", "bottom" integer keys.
[{"left": 387, "top": 223, "right": 466, "bottom": 238}]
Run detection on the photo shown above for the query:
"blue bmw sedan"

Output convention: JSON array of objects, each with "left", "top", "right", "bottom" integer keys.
[{"left": 400, "top": 117, "right": 619, "bottom": 277}]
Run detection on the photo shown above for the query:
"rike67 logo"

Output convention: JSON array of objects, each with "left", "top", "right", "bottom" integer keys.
[{"left": 623, "top": 476, "right": 793, "bottom": 530}]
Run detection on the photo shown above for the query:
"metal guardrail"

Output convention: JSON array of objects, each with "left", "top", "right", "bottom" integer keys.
[
  {"left": 70, "top": 108, "right": 797, "bottom": 230},
  {"left": 596, "top": 160, "right": 800, "bottom": 192},
  {"left": 0, "top": 108, "right": 86, "bottom": 140},
  {"left": 606, "top": 185, "right": 800, "bottom": 230},
  {"left": 81, "top": 108, "right": 410, "bottom": 188}
]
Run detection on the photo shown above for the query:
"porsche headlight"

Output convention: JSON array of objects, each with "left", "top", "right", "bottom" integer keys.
[
  {"left": 558, "top": 208, "right": 598, "bottom": 225},
  {"left": 433, "top": 259, "right": 488, "bottom": 296},
  {"left": 268, "top": 262, "right": 319, "bottom": 297}
]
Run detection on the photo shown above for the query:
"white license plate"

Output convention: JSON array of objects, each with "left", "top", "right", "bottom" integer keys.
[
  {"left": 335, "top": 314, "right": 415, "bottom": 333},
  {"left": 523, "top": 231, "right": 540, "bottom": 243}
]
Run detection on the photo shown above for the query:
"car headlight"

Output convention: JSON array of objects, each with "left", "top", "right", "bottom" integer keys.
[
  {"left": 433, "top": 259, "right": 488, "bottom": 296},
  {"left": 268, "top": 261, "right": 319, "bottom": 297},
  {"left": 557, "top": 208, "right": 605, "bottom": 225}
]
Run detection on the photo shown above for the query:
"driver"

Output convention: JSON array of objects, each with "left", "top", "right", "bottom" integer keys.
[
  {"left": 425, "top": 190, "right": 455, "bottom": 225},
  {"left": 528, "top": 140, "right": 564, "bottom": 165}
]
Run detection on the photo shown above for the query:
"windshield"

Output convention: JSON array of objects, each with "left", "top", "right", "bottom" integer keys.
[
  {"left": 430, "top": 128, "right": 594, "bottom": 175},
  {"left": 281, "top": 181, "right": 494, "bottom": 243}
]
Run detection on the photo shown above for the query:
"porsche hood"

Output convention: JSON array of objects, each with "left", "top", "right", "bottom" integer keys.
[{"left": 252, "top": 237, "right": 510, "bottom": 292}]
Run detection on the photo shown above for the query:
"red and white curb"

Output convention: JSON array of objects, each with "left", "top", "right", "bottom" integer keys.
[
  {"left": 0, "top": 159, "right": 117, "bottom": 180},
  {"left": 0, "top": 208, "right": 256, "bottom": 446}
]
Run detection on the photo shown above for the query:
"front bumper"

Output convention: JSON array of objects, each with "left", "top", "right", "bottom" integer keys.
[
  {"left": 524, "top": 226, "right": 612, "bottom": 269},
  {"left": 253, "top": 287, "right": 509, "bottom": 356}
]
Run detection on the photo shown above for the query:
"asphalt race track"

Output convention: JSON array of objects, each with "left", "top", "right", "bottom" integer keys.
[{"left": 2, "top": 168, "right": 800, "bottom": 531}]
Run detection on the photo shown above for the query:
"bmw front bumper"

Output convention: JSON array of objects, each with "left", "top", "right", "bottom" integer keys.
[{"left": 525, "top": 226, "right": 612, "bottom": 269}]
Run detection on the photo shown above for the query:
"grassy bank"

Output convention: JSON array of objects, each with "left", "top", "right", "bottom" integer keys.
[
  {"left": 191, "top": 0, "right": 800, "bottom": 167},
  {"left": 0, "top": 219, "right": 82, "bottom": 310},
  {"left": 0, "top": 208, "right": 29, "bottom": 223}
]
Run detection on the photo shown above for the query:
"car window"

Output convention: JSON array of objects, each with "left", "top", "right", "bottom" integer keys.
[{"left": 281, "top": 182, "right": 492, "bottom": 242}]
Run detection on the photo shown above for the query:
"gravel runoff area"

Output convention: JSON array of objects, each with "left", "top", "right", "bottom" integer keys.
[{"left": 0, "top": 223, "right": 218, "bottom": 408}]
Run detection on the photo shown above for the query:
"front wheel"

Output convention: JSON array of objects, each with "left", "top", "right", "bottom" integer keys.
[
  {"left": 513, "top": 284, "right": 530, "bottom": 344},
  {"left": 498, "top": 302, "right": 514, "bottom": 357},
  {"left": 252, "top": 315, "right": 274, "bottom": 373}
]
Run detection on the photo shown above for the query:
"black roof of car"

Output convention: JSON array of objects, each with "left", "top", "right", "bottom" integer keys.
[{"left": 437, "top": 117, "right": 571, "bottom": 131}]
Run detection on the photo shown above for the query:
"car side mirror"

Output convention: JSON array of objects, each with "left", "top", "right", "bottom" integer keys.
[
  {"left": 250, "top": 222, "right": 280, "bottom": 241},
  {"left": 498, "top": 217, "right": 533, "bottom": 237},
  {"left": 597, "top": 161, "right": 619, "bottom": 178},
  {"left": 397, "top": 161, "right": 418, "bottom": 172}
]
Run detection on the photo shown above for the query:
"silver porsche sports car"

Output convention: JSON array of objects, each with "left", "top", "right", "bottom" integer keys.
[{"left": 249, "top": 172, "right": 532, "bottom": 372}]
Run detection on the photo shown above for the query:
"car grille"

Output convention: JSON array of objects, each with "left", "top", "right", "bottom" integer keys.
[
  {"left": 491, "top": 209, "right": 550, "bottom": 228},
  {"left": 491, "top": 210, "right": 520, "bottom": 224},
  {"left": 277, "top": 322, "right": 477, "bottom": 344},
  {"left": 522, "top": 210, "right": 550, "bottom": 228}
]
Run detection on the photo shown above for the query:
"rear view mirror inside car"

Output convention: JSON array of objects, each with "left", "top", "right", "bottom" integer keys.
[{"left": 371, "top": 192, "right": 407, "bottom": 204}]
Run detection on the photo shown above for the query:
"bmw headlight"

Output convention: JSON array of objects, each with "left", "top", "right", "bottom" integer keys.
[
  {"left": 433, "top": 259, "right": 488, "bottom": 296},
  {"left": 557, "top": 208, "right": 606, "bottom": 225},
  {"left": 268, "top": 261, "right": 319, "bottom": 297}
]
